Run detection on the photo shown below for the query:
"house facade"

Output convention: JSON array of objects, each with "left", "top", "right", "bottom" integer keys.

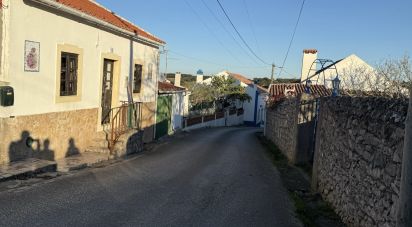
[
  {"left": 207, "top": 71, "right": 268, "bottom": 126},
  {"left": 0, "top": 0, "right": 164, "bottom": 164},
  {"left": 300, "top": 49, "right": 376, "bottom": 91}
]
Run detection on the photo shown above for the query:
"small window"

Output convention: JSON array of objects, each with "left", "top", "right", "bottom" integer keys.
[
  {"left": 147, "top": 63, "right": 153, "bottom": 80},
  {"left": 60, "top": 52, "right": 78, "bottom": 96},
  {"left": 133, "top": 64, "right": 143, "bottom": 93}
]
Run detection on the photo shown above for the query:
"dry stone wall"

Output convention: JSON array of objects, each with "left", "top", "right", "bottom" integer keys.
[
  {"left": 265, "top": 98, "right": 299, "bottom": 162},
  {"left": 313, "top": 97, "right": 408, "bottom": 227}
]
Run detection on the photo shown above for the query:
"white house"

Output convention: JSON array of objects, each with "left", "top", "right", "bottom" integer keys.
[
  {"left": 300, "top": 49, "right": 376, "bottom": 91},
  {"left": 0, "top": 0, "right": 164, "bottom": 163},
  {"left": 201, "top": 71, "right": 268, "bottom": 126}
]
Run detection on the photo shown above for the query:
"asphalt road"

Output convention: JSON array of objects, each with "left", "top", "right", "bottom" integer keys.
[{"left": 0, "top": 127, "right": 301, "bottom": 227}]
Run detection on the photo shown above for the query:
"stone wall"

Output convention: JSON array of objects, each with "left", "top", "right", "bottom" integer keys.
[
  {"left": 265, "top": 94, "right": 317, "bottom": 164},
  {"left": 312, "top": 97, "right": 408, "bottom": 227},
  {"left": 0, "top": 108, "right": 99, "bottom": 164},
  {"left": 114, "top": 130, "right": 144, "bottom": 157},
  {"left": 265, "top": 98, "right": 299, "bottom": 163}
]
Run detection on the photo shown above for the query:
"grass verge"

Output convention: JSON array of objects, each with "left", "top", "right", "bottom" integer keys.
[{"left": 257, "top": 132, "right": 344, "bottom": 227}]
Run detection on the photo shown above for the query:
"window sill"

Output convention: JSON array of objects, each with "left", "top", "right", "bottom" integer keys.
[{"left": 55, "top": 95, "right": 81, "bottom": 103}]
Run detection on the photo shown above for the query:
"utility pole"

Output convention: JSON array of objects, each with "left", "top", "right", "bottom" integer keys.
[
  {"left": 271, "top": 63, "right": 275, "bottom": 84},
  {"left": 398, "top": 88, "right": 412, "bottom": 227}
]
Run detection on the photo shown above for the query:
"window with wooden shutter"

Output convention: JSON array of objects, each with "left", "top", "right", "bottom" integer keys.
[
  {"left": 133, "top": 64, "right": 143, "bottom": 93},
  {"left": 60, "top": 52, "right": 78, "bottom": 96}
]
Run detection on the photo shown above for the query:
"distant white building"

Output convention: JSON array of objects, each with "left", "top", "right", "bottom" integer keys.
[
  {"left": 300, "top": 50, "right": 377, "bottom": 92},
  {"left": 202, "top": 71, "right": 268, "bottom": 126}
]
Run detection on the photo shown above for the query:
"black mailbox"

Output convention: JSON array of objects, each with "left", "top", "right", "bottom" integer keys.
[{"left": 0, "top": 86, "right": 14, "bottom": 106}]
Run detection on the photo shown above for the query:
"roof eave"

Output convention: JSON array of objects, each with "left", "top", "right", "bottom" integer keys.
[
  {"left": 158, "top": 90, "right": 186, "bottom": 94},
  {"left": 28, "top": 0, "right": 165, "bottom": 47}
]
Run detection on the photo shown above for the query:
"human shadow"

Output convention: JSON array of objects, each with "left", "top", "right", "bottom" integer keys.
[
  {"left": 65, "top": 138, "right": 80, "bottom": 157},
  {"left": 37, "top": 139, "right": 55, "bottom": 161},
  {"left": 8, "top": 131, "right": 57, "bottom": 162},
  {"left": 8, "top": 131, "right": 35, "bottom": 162}
]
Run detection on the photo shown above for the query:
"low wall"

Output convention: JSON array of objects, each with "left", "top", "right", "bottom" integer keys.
[
  {"left": 0, "top": 108, "right": 98, "bottom": 164},
  {"left": 312, "top": 97, "right": 408, "bottom": 227},
  {"left": 227, "top": 112, "right": 244, "bottom": 126},
  {"left": 115, "top": 130, "right": 144, "bottom": 157},
  {"left": 183, "top": 111, "right": 244, "bottom": 131}
]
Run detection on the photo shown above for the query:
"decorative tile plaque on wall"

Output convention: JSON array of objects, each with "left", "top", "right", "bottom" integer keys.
[{"left": 24, "top": 40, "right": 40, "bottom": 72}]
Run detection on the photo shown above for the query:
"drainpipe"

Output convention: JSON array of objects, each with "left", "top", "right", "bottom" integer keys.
[
  {"left": 128, "top": 36, "right": 135, "bottom": 103},
  {"left": 153, "top": 51, "right": 161, "bottom": 140},
  {"left": 126, "top": 34, "right": 136, "bottom": 128}
]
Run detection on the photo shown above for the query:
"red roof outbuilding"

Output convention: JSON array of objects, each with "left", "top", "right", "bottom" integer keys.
[
  {"left": 158, "top": 82, "right": 186, "bottom": 93},
  {"left": 269, "top": 83, "right": 331, "bottom": 98}
]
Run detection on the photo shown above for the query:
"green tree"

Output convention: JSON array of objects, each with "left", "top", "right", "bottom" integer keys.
[
  {"left": 210, "top": 76, "right": 251, "bottom": 109},
  {"left": 186, "top": 81, "right": 214, "bottom": 107},
  {"left": 187, "top": 76, "right": 251, "bottom": 113},
  {"left": 253, "top": 77, "right": 301, "bottom": 88}
]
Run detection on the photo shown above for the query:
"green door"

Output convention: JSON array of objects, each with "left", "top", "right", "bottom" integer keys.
[{"left": 155, "top": 95, "right": 172, "bottom": 139}]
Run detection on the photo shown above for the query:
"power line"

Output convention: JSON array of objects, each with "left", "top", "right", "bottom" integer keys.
[
  {"left": 168, "top": 50, "right": 271, "bottom": 69},
  {"left": 183, "top": 0, "right": 244, "bottom": 65},
  {"left": 242, "top": 0, "right": 261, "bottom": 55},
  {"left": 277, "top": 0, "right": 306, "bottom": 78},
  {"left": 278, "top": 67, "right": 297, "bottom": 78},
  {"left": 199, "top": 0, "right": 259, "bottom": 65},
  {"left": 216, "top": 0, "right": 270, "bottom": 66}
]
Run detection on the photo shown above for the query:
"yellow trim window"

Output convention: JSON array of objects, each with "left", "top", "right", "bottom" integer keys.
[
  {"left": 55, "top": 44, "right": 83, "bottom": 103},
  {"left": 60, "top": 52, "right": 78, "bottom": 96},
  {"left": 133, "top": 64, "right": 143, "bottom": 93}
]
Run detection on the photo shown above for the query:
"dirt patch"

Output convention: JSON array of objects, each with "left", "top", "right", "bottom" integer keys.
[{"left": 257, "top": 132, "right": 345, "bottom": 227}]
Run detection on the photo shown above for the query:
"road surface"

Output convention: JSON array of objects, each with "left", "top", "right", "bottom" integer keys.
[{"left": 0, "top": 127, "right": 301, "bottom": 227}]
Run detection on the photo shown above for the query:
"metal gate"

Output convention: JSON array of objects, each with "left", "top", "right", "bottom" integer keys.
[
  {"left": 155, "top": 95, "right": 172, "bottom": 139},
  {"left": 296, "top": 98, "right": 320, "bottom": 163}
]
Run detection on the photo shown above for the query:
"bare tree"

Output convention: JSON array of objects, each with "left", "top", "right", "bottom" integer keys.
[{"left": 338, "top": 55, "right": 411, "bottom": 98}]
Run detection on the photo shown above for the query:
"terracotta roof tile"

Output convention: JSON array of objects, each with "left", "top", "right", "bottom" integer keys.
[
  {"left": 226, "top": 72, "right": 268, "bottom": 93},
  {"left": 228, "top": 72, "right": 253, "bottom": 85},
  {"left": 55, "top": 0, "right": 165, "bottom": 44},
  {"left": 269, "top": 83, "right": 331, "bottom": 98},
  {"left": 158, "top": 81, "right": 186, "bottom": 93}
]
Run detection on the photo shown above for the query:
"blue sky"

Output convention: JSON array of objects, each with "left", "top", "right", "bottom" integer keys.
[{"left": 97, "top": 0, "right": 412, "bottom": 79}]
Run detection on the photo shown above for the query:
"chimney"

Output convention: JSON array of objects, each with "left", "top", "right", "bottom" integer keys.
[
  {"left": 196, "top": 69, "right": 204, "bottom": 83},
  {"left": 301, "top": 49, "right": 318, "bottom": 83},
  {"left": 174, "top": 72, "right": 181, "bottom": 87}
]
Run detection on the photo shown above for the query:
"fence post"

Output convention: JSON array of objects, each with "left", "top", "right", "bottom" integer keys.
[{"left": 397, "top": 89, "right": 412, "bottom": 227}]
